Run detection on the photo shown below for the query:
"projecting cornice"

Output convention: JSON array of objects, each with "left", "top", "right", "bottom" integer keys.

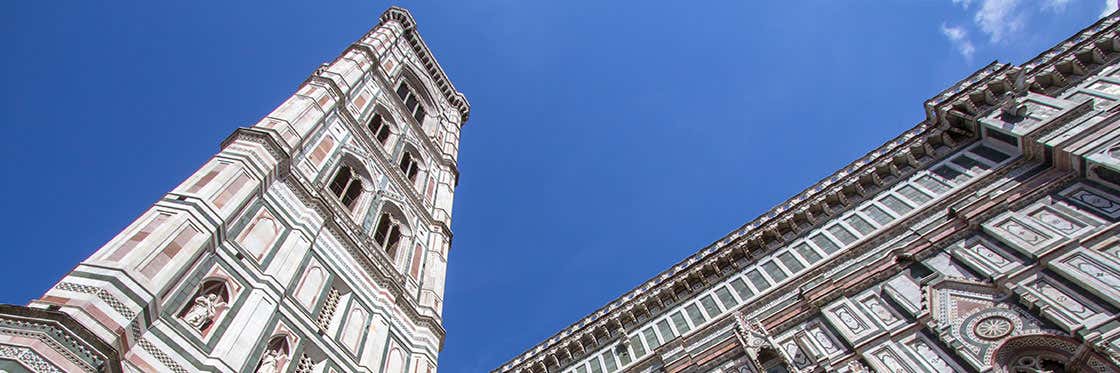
[
  {"left": 495, "top": 12, "right": 1120, "bottom": 373},
  {"left": 378, "top": 6, "right": 472, "bottom": 124}
]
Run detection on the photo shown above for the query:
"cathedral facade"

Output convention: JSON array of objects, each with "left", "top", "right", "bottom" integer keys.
[
  {"left": 0, "top": 7, "right": 467, "bottom": 373},
  {"left": 496, "top": 14, "right": 1120, "bottom": 373}
]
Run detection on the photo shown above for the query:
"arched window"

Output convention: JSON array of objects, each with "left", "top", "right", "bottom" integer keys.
[
  {"left": 395, "top": 82, "right": 427, "bottom": 123},
  {"left": 329, "top": 166, "right": 363, "bottom": 209},
  {"left": 398, "top": 151, "right": 420, "bottom": 182},
  {"left": 374, "top": 212, "right": 403, "bottom": 257},
  {"left": 368, "top": 113, "right": 391, "bottom": 145},
  {"left": 179, "top": 280, "right": 230, "bottom": 333}
]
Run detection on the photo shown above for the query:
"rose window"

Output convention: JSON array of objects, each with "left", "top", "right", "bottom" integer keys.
[{"left": 974, "top": 316, "right": 1013, "bottom": 340}]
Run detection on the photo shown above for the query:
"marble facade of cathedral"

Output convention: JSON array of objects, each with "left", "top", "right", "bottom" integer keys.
[
  {"left": 496, "top": 13, "right": 1120, "bottom": 373},
  {"left": 0, "top": 7, "right": 468, "bottom": 373}
]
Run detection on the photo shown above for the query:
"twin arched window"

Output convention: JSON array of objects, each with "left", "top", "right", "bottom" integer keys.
[
  {"left": 398, "top": 151, "right": 420, "bottom": 182},
  {"left": 329, "top": 166, "right": 362, "bottom": 209},
  {"left": 373, "top": 212, "right": 403, "bottom": 257},
  {"left": 326, "top": 163, "right": 410, "bottom": 260},
  {"left": 395, "top": 82, "right": 427, "bottom": 123},
  {"left": 368, "top": 113, "right": 391, "bottom": 145}
]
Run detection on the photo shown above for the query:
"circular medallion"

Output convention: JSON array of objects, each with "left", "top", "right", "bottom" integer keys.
[{"left": 974, "top": 316, "right": 1013, "bottom": 340}]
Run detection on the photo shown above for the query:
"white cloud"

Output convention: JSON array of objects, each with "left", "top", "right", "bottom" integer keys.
[
  {"left": 1042, "top": 0, "right": 1071, "bottom": 12},
  {"left": 941, "top": 23, "right": 977, "bottom": 60},
  {"left": 1103, "top": 0, "right": 1119, "bottom": 18},
  {"left": 953, "top": 0, "right": 973, "bottom": 9},
  {"left": 973, "top": 0, "right": 1024, "bottom": 43}
]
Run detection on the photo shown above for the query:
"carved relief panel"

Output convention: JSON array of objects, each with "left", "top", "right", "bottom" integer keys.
[
  {"left": 981, "top": 211, "right": 1062, "bottom": 258},
  {"left": 864, "top": 341, "right": 922, "bottom": 373},
  {"left": 949, "top": 236, "right": 1023, "bottom": 280},
  {"left": 772, "top": 329, "right": 818, "bottom": 371},
  {"left": 823, "top": 298, "right": 882, "bottom": 346},
  {"left": 1021, "top": 202, "right": 1094, "bottom": 238},
  {"left": 783, "top": 318, "right": 847, "bottom": 362},
  {"left": 1016, "top": 275, "right": 1109, "bottom": 333},
  {"left": 853, "top": 288, "right": 905, "bottom": 332},
  {"left": 1050, "top": 249, "right": 1120, "bottom": 309},
  {"left": 1059, "top": 183, "right": 1120, "bottom": 221},
  {"left": 903, "top": 334, "right": 961, "bottom": 372}
]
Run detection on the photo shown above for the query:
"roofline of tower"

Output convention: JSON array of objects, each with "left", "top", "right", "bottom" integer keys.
[
  {"left": 378, "top": 6, "right": 472, "bottom": 125},
  {"left": 493, "top": 11, "right": 1120, "bottom": 373}
]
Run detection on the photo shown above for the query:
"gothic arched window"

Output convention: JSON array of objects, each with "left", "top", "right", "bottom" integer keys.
[
  {"left": 368, "top": 113, "right": 392, "bottom": 145},
  {"left": 398, "top": 150, "right": 420, "bottom": 183},
  {"left": 395, "top": 82, "right": 426, "bottom": 123},
  {"left": 374, "top": 212, "right": 403, "bottom": 257},
  {"left": 329, "top": 166, "right": 362, "bottom": 209}
]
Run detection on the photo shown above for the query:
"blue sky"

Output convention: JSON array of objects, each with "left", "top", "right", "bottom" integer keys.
[{"left": 0, "top": 1, "right": 1111, "bottom": 372}]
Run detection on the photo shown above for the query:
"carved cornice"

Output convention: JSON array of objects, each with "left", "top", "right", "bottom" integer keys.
[
  {"left": 494, "top": 13, "right": 1120, "bottom": 373},
  {"left": 378, "top": 7, "right": 471, "bottom": 124}
]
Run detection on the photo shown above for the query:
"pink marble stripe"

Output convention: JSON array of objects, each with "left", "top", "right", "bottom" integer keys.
[
  {"left": 106, "top": 213, "right": 170, "bottom": 262},
  {"left": 214, "top": 173, "right": 251, "bottom": 209},
  {"left": 186, "top": 163, "right": 229, "bottom": 193},
  {"left": 140, "top": 226, "right": 201, "bottom": 278}
]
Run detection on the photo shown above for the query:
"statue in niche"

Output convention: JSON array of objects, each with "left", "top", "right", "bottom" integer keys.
[
  {"left": 255, "top": 336, "right": 290, "bottom": 373},
  {"left": 178, "top": 280, "right": 229, "bottom": 332},
  {"left": 183, "top": 293, "right": 225, "bottom": 330},
  {"left": 256, "top": 348, "right": 284, "bottom": 373}
]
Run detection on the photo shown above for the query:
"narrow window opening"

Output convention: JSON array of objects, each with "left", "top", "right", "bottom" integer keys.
[
  {"left": 396, "top": 82, "right": 427, "bottom": 123},
  {"left": 368, "top": 114, "right": 392, "bottom": 144},
  {"left": 329, "top": 166, "right": 362, "bottom": 209},
  {"left": 399, "top": 151, "right": 420, "bottom": 182},
  {"left": 374, "top": 212, "right": 404, "bottom": 258}
]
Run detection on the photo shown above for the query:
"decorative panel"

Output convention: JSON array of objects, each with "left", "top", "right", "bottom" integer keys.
[
  {"left": 1060, "top": 183, "right": 1120, "bottom": 220},
  {"left": 823, "top": 298, "right": 881, "bottom": 345},
  {"left": 981, "top": 212, "right": 1061, "bottom": 258},
  {"left": 950, "top": 236, "right": 1021, "bottom": 279},
  {"left": 1050, "top": 249, "right": 1120, "bottom": 309},
  {"left": 1017, "top": 275, "right": 1108, "bottom": 332}
]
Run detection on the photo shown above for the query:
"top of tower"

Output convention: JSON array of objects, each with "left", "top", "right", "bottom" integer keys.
[{"left": 379, "top": 6, "right": 472, "bottom": 124}]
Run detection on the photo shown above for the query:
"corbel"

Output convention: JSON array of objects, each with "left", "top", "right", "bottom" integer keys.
[
  {"left": 832, "top": 190, "right": 849, "bottom": 207},
  {"left": 902, "top": 150, "right": 920, "bottom": 168},
  {"left": 818, "top": 199, "right": 833, "bottom": 217},
  {"left": 865, "top": 169, "right": 883, "bottom": 187},
  {"left": 1060, "top": 57, "right": 1088, "bottom": 76},
  {"left": 940, "top": 130, "right": 958, "bottom": 148},
  {"left": 887, "top": 162, "right": 902, "bottom": 177}
]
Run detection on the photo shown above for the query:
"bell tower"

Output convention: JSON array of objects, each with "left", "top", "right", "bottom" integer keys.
[{"left": 0, "top": 6, "right": 468, "bottom": 373}]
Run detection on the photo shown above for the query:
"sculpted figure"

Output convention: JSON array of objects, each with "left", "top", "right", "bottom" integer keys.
[
  {"left": 256, "top": 347, "right": 285, "bottom": 373},
  {"left": 183, "top": 293, "right": 225, "bottom": 330}
]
